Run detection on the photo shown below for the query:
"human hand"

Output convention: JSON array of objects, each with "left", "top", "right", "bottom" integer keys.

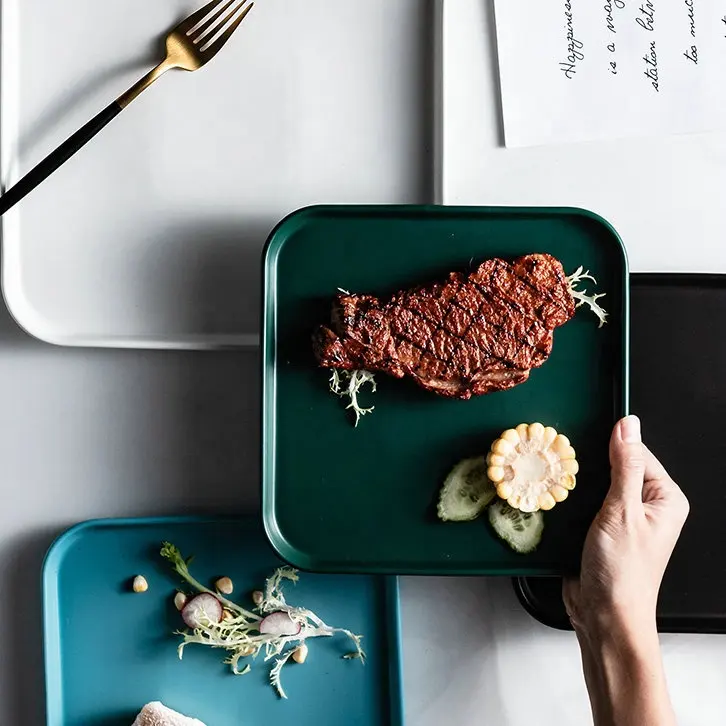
[{"left": 563, "top": 415, "right": 689, "bottom": 640}]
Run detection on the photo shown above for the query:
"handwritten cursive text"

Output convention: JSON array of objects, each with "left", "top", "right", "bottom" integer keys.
[
  {"left": 684, "top": 0, "right": 696, "bottom": 37},
  {"left": 643, "top": 40, "right": 659, "bottom": 91},
  {"left": 559, "top": 0, "right": 585, "bottom": 78},
  {"left": 636, "top": 0, "right": 655, "bottom": 31},
  {"left": 604, "top": 0, "right": 626, "bottom": 33}
]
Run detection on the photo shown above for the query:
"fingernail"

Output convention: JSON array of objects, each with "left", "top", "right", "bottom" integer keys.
[{"left": 621, "top": 415, "right": 641, "bottom": 443}]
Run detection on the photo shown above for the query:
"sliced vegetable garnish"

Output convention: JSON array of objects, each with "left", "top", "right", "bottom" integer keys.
[
  {"left": 160, "top": 542, "right": 365, "bottom": 700},
  {"left": 259, "top": 612, "right": 302, "bottom": 637},
  {"left": 488, "top": 499, "right": 545, "bottom": 554},
  {"left": 181, "top": 593, "right": 223, "bottom": 629},
  {"left": 487, "top": 422, "right": 578, "bottom": 513},
  {"left": 437, "top": 456, "right": 496, "bottom": 522}
]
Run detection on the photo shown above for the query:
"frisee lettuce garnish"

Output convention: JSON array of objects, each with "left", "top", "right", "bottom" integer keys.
[
  {"left": 567, "top": 266, "right": 608, "bottom": 328},
  {"left": 160, "top": 542, "right": 365, "bottom": 699},
  {"left": 329, "top": 369, "right": 377, "bottom": 427}
]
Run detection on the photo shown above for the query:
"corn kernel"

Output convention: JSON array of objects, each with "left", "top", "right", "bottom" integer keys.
[
  {"left": 492, "top": 439, "right": 514, "bottom": 456},
  {"left": 561, "top": 473, "right": 577, "bottom": 490},
  {"left": 132, "top": 575, "right": 148, "bottom": 593},
  {"left": 538, "top": 492, "right": 556, "bottom": 510},
  {"left": 543, "top": 426, "right": 558, "bottom": 447},
  {"left": 292, "top": 644, "right": 309, "bottom": 664},
  {"left": 215, "top": 576, "right": 234, "bottom": 595},
  {"left": 497, "top": 482, "right": 514, "bottom": 499},
  {"left": 562, "top": 459, "right": 579, "bottom": 475},
  {"left": 487, "top": 465, "right": 505, "bottom": 482},
  {"left": 520, "top": 495, "right": 539, "bottom": 513},
  {"left": 552, "top": 435, "right": 571, "bottom": 455},
  {"left": 551, "top": 485, "right": 569, "bottom": 502}
]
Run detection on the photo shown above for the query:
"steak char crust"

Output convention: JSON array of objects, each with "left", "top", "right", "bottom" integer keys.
[{"left": 313, "top": 254, "right": 576, "bottom": 399}]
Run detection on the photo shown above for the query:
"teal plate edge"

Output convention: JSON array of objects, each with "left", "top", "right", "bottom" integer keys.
[
  {"left": 42, "top": 515, "right": 405, "bottom": 726},
  {"left": 261, "top": 204, "right": 630, "bottom": 576}
]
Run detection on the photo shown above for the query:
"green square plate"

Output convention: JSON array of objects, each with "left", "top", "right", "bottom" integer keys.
[{"left": 262, "top": 205, "right": 628, "bottom": 575}]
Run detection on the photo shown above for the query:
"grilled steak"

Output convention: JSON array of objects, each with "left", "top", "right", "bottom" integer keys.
[{"left": 313, "top": 253, "right": 576, "bottom": 399}]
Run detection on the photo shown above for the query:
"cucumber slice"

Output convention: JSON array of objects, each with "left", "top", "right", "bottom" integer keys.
[
  {"left": 488, "top": 499, "right": 544, "bottom": 554},
  {"left": 437, "top": 457, "right": 496, "bottom": 522}
]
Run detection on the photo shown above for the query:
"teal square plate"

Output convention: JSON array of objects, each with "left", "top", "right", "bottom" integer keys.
[
  {"left": 263, "top": 205, "right": 628, "bottom": 575},
  {"left": 43, "top": 517, "right": 403, "bottom": 726}
]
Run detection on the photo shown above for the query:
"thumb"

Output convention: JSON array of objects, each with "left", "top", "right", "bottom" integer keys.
[{"left": 607, "top": 415, "right": 645, "bottom": 506}]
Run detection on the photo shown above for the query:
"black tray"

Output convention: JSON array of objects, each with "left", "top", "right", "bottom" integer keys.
[{"left": 515, "top": 273, "right": 726, "bottom": 634}]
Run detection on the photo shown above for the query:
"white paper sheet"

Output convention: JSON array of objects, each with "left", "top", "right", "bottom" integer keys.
[{"left": 493, "top": 0, "right": 726, "bottom": 146}]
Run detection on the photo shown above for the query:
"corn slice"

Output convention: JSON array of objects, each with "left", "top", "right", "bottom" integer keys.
[{"left": 487, "top": 423, "right": 579, "bottom": 513}]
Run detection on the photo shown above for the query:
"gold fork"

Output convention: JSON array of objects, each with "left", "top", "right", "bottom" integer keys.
[{"left": 0, "top": 0, "right": 254, "bottom": 216}]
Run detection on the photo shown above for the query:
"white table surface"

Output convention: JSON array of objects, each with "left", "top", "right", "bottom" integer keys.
[{"left": 2, "top": 2, "right": 726, "bottom": 725}]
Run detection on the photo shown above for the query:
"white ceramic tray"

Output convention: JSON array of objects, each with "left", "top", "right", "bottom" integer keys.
[
  {"left": 441, "top": 0, "right": 726, "bottom": 275},
  {"left": 0, "top": 0, "right": 437, "bottom": 348}
]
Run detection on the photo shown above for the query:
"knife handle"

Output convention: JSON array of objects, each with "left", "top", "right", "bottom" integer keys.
[{"left": 0, "top": 101, "right": 123, "bottom": 217}]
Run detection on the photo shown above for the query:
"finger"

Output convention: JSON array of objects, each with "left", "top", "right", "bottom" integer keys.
[
  {"left": 642, "top": 444, "right": 670, "bottom": 483},
  {"left": 607, "top": 415, "right": 645, "bottom": 506},
  {"left": 642, "top": 444, "right": 689, "bottom": 513}
]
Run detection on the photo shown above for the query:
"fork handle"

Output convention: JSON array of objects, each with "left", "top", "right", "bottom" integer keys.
[{"left": 0, "top": 101, "right": 122, "bottom": 217}]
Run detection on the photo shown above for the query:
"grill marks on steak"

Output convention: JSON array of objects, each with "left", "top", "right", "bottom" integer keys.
[{"left": 313, "top": 254, "right": 576, "bottom": 399}]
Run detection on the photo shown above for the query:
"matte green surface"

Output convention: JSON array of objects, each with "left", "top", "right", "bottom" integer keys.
[
  {"left": 43, "top": 517, "right": 403, "bottom": 726},
  {"left": 262, "top": 206, "right": 628, "bottom": 575}
]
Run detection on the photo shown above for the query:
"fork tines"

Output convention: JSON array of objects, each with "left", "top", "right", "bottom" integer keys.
[{"left": 180, "top": 0, "right": 254, "bottom": 55}]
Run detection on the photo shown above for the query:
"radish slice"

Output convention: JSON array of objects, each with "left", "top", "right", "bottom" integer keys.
[
  {"left": 182, "top": 593, "right": 223, "bottom": 629},
  {"left": 259, "top": 612, "right": 301, "bottom": 636}
]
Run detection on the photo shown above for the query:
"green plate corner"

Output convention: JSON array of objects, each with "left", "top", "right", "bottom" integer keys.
[{"left": 262, "top": 205, "right": 629, "bottom": 575}]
